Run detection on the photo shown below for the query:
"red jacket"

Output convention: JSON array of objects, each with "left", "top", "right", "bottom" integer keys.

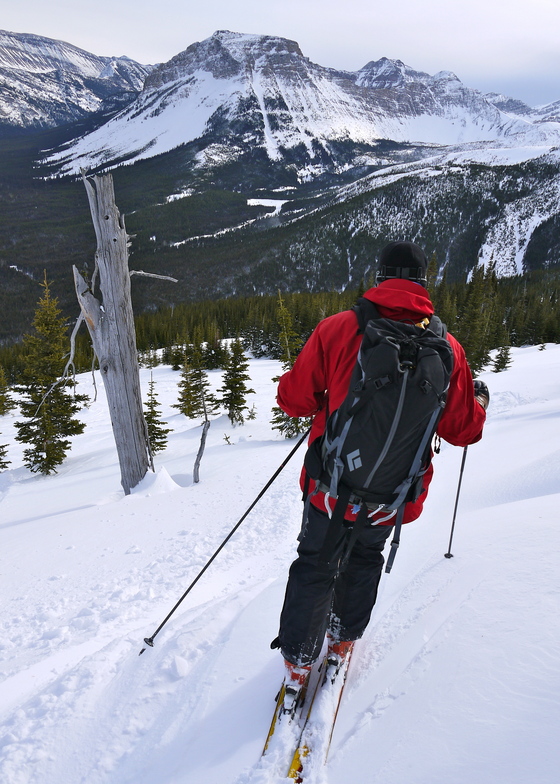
[{"left": 277, "top": 280, "right": 486, "bottom": 523}]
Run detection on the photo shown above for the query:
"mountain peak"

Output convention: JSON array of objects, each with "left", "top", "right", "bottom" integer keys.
[
  {"left": 146, "top": 30, "right": 305, "bottom": 88},
  {"left": 355, "top": 57, "right": 432, "bottom": 88}
]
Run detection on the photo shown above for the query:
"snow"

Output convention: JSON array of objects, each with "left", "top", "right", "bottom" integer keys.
[
  {"left": 1, "top": 346, "right": 560, "bottom": 783},
  {"left": 49, "top": 69, "right": 244, "bottom": 175},
  {"left": 247, "top": 198, "right": 287, "bottom": 216}
]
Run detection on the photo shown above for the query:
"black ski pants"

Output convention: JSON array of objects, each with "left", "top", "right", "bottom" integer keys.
[{"left": 278, "top": 503, "right": 393, "bottom": 666}]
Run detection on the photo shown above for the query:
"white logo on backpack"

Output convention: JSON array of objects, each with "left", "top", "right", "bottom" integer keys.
[{"left": 347, "top": 449, "right": 362, "bottom": 471}]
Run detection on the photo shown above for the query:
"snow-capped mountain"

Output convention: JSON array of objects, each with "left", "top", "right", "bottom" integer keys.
[
  {"left": 0, "top": 29, "right": 152, "bottom": 130},
  {"left": 2, "top": 28, "right": 560, "bottom": 339},
  {"left": 47, "top": 30, "right": 560, "bottom": 178}
]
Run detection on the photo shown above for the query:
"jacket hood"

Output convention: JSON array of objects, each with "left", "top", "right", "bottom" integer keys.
[{"left": 364, "top": 279, "right": 434, "bottom": 322}]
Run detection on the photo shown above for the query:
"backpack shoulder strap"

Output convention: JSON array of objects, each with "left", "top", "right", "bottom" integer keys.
[
  {"left": 352, "top": 297, "right": 381, "bottom": 334},
  {"left": 427, "top": 314, "right": 448, "bottom": 339}
]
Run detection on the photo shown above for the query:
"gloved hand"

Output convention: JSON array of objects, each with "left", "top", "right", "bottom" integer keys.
[{"left": 473, "top": 379, "right": 489, "bottom": 410}]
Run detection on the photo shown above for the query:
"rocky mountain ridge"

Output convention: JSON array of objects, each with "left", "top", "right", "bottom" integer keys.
[
  {"left": 46, "top": 30, "right": 560, "bottom": 179},
  {"left": 0, "top": 29, "right": 152, "bottom": 132}
]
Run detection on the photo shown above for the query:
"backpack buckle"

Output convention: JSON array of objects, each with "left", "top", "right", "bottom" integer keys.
[{"left": 374, "top": 376, "right": 391, "bottom": 390}]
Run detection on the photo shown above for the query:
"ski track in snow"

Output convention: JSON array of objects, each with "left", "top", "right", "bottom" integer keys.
[{"left": 1, "top": 347, "right": 560, "bottom": 783}]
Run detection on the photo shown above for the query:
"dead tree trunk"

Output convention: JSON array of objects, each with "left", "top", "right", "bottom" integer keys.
[
  {"left": 192, "top": 388, "right": 214, "bottom": 484},
  {"left": 74, "top": 173, "right": 151, "bottom": 494}
]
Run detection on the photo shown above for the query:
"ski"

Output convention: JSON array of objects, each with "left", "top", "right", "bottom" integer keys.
[
  {"left": 262, "top": 672, "right": 310, "bottom": 756},
  {"left": 286, "top": 645, "right": 354, "bottom": 781},
  {"left": 262, "top": 683, "right": 288, "bottom": 755}
]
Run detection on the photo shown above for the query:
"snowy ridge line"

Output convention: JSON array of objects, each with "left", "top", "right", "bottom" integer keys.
[
  {"left": 328, "top": 143, "right": 558, "bottom": 207},
  {"left": 0, "top": 29, "right": 151, "bottom": 130}
]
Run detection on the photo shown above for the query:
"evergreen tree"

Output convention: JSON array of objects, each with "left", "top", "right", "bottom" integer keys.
[
  {"left": 492, "top": 343, "right": 512, "bottom": 372},
  {"left": 426, "top": 251, "right": 439, "bottom": 294},
  {"left": 271, "top": 292, "right": 310, "bottom": 437},
  {"left": 143, "top": 348, "right": 160, "bottom": 369},
  {"left": 431, "top": 268, "right": 458, "bottom": 334},
  {"left": 170, "top": 335, "right": 189, "bottom": 370},
  {"left": 275, "top": 291, "right": 303, "bottom": 366},
  {"left": 174, "top": 353, "right": 201, "bottom": 418},
  {"left": 0, "top": 365, "right": 16, "bottom": 416},
  {"left": 455, "top": 263, "right": 496, "bottom": 374},
  {"left": 144, "top": 373, "right": 172, "bottom": 454},
  {"left": 0, "top": 438, "right": 9, "bottom": 470},
  {"left": 173, "top": 345, "right": 219, "bottom": 420},
  {"left": 219, "top": 340, "right": 255, "bottom": 425},
  {"left": 202, "top": 322, "right": 228, "bottom": 369},
  {"left": 14, "top": 276, "right": 87, "bottom": 474}
]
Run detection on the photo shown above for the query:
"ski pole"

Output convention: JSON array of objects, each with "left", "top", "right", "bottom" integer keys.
[
  {"left": 139, "top": 427, "right": 311, "bottom": 655},
  {"left": 444, "top": 446, "right": 468, "bottom": 559}
]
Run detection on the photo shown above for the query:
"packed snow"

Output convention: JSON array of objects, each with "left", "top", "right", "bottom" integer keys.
[{"left": 1, "top": 345, "right": 560, "bottom": 783}]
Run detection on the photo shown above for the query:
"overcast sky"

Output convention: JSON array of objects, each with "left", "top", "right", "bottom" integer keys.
[{"left": 3, "top": 0, "right": 559, "bottom": 106}]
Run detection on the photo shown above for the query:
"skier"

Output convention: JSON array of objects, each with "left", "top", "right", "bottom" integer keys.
[{"left": 272, "top": 241, "right": 488, "bottom": 693}]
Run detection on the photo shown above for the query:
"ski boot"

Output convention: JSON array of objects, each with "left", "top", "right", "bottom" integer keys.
[
  {"left": 325, "top": 635, "right": 354, "bottom": 684},
  {"left": 282, "top": 660, "right": 312, "bottom": 717}
]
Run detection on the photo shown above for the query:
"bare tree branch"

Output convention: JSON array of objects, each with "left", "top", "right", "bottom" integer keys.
[{"left": 130, "top": 270, "right": 179, "bottom": 282}]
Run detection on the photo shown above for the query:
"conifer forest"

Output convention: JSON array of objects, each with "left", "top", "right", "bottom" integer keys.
[{"left": 0, "top": 264, "right": 558, "bottom": 386}]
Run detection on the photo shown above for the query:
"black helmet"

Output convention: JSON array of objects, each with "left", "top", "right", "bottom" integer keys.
[{"left": 376, "top": 241, "right": 428, "bottom": 286}]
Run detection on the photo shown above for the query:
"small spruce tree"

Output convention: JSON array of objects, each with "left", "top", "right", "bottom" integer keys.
[
  {"left": 174, "top": 345, "right": 219, "bottom": 420},
  {"left": 14, "top": 276, "right": 87, "bottom": 474},
  {"left": 456, "top": 263, "right": 495, "bottom": 374},
  {"left": 0, "top": 365, "right": 16, "bottom": 416},
  {"left": 219, "top": 340, "right": 255, "bottom": 426},
  {"left": 0, "top": 438, "right": 9, "bottom": 470},
  {"left": 426, "top": 251, "right": 439, "bottom": 294},
  {"left": 271, "top": 292, "right": 310, "bottom": 438},
  {"left": 492, "top": 344, "right": 512, "bottom": 372},
  {"left": 144, "top": 373, "right": 172, "bottom": 454},
  {"left": 170, "top": 335, "right": 189, "bottom": 371}
]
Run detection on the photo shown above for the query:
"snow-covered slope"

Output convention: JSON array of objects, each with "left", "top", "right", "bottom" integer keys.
[
  {"left": 1, "top": 346, "right": 559, "bottom": 783},
  {"left": 315, "top": 144, "right": 560, "bottom": 278},
  {"left": 0, "top": 29, "right": 152, "bottom": 129},
  {"left": 46, "top": 30, "right": 560, "bottom": 177}
]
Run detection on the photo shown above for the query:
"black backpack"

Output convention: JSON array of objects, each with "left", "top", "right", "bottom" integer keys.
[{"left": 303, "top": 297, "right": 454, "bottom": 572}]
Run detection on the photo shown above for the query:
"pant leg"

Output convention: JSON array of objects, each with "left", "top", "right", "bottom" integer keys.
[
  {"left": 329, "top": 523, "right": 393, "bottom": 642},
  {"left": 278, "top": 504, "right": 349, "bottom": 666}
]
